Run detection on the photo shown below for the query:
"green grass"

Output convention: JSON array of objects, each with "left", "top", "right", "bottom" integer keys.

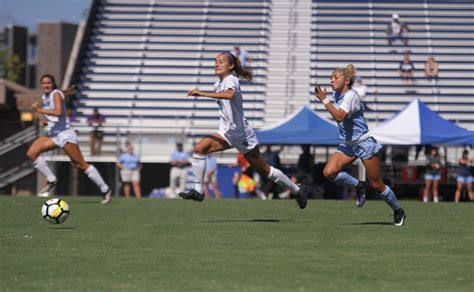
[{"left": 0, "top": 197, "right": 473, "bottom": 291}]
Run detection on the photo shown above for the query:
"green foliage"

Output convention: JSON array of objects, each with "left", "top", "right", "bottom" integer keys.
[{"left": 0, "top": 48, "right": 24, "bottom": 82}]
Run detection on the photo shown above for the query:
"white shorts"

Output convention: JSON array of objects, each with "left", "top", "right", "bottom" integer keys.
[
  {"left": 50, "top": 128, "right": 78, "bottom": 148},
  {"left": 218, "top": 127, "right": 258, "bottom": 154},
  {"left": 120, "top": 169, "right": 140, "bottom": 182}
]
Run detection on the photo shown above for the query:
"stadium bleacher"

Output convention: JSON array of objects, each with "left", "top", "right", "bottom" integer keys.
[
  {"left": 76, "top": 0, "right": 270, "bottom": 129},
  {"left": 68, "top": 0, "right": 473, "bottom": 160},
  {"left": 311, "top": 0, "right": 474, "bottom": 130}
]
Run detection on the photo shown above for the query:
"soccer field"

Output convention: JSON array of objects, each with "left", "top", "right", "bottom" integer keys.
[{"left": 0, "top": 197, "right": 472, "bottom": 291}]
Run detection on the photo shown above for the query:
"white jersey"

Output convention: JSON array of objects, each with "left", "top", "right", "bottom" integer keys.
[
  {"left": 213, "top": 75, "right": 252, "bottom": 136},
  {"left": 42, "top": 89, "right": 71, "bottom": 136}
]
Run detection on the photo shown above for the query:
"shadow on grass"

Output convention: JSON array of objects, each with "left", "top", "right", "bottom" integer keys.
[
  {"left": 350, "top": 221, "right": 393, "bottom": 226},
  {"left": 202, "top": 219, "right": 289, "bottom": 223},
  {"left": 47, "top": 226, "right": 76, "bottom": 230},
  {"left": 70, "top": 200, "right": 102, "bottom": 204}
]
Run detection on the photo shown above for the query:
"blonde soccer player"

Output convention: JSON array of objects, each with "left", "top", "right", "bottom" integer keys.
[
  {"left": 314, "top": 64, "right": 406, "bottom": 226},
  {"left": 27, "top": 74, "right": 112, "bottom": 204},
  {"left": 179, "top": 52, "right": 309, "bottom": 209}
]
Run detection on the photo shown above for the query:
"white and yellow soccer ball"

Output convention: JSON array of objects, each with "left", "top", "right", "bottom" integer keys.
[{"left": 41, "top": 198, "right": 70, "bottom": 224}]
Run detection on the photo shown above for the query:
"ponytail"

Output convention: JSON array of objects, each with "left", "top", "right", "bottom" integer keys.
[
  {"left": 333, "top": 64, "right": 357, "bottom": 88},
  {"left": 223, "top": 52, "right": 252, "bottom": 81},
  {"left": 62, "top": 84, "right": 77, "bottom": 96}
]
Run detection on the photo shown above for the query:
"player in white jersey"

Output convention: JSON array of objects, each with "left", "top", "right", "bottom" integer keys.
[
  {"left": 179, "top": 52, "right": 309, "bottom": 209},
  {"left": 314, "top": 64, "right": 406, "bottom": 226},
  {"left": 26, "top": 74, "right": 112, "bottom": 204}
]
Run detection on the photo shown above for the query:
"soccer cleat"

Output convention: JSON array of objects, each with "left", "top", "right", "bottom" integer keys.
[
  {"left": 179, "top": 189, "right": 205, "bottom": 202},
  {"left": 39, "top": 180, "right": 57, "bottom": 196},
  {"left": 100, "top": 189, "right": 112, "bottom": 204},
  {"left": 355, "top": 181, "right": 367, "bottom": 207},
  {"left": 296, "top": 184, "right": 308, "bottom": 209},
  {"left": 394, "top": 208, "right": 406, "bottom": 227}
]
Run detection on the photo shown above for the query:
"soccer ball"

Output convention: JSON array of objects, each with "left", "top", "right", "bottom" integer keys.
[{"left": 41, "top": 198, "right": 70, "bottom": 224}]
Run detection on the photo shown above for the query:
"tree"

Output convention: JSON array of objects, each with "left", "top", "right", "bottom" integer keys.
[{"left": 0, "top": 48, "right": 24, "bottom": 82}]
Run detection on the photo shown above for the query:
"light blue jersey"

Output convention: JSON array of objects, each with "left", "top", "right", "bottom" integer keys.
[
  {"left": 334, "top": 89, "right": 381, "bottom": 160},
  {"left": 333, "top": 89, "right": 368, "bottom": 143}
]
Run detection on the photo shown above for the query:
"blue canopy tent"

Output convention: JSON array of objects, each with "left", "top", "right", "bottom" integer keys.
[
  {"left": 371, "top": 99, "right": 474, "bottom": 145},
  {"left": 255, "top": 106, "right": 340, "bottom": 145}
]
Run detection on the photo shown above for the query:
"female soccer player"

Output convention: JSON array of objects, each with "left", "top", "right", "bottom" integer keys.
[
  {"left": 179, "top": 52, "right": 309, "bottom": 209},
  {"left": 27, "top": 74, "right": 112, "bottom": 204},
  {"left": 314, "top": 64, "right": 406, "bottom": 226}
]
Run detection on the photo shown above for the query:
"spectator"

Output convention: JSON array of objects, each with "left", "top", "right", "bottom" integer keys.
[
  {"left": 423, "top": 147, "right": 442, "bottom": 203},
  {"left": 454, "top": 149, "right": 473, "bottom": 203},
  {"left": 87, "top": 107, "right": 106, "bottom": 155},
  {"left": 204, "top": 154, "right": 221, "bottom": 199},
  {"left": 232, "top": 152, "right": 253, "bottom": 198},
  {"left": 117, "top": 143, "right": 142, "bottom": 198},
  {"left": 230, "top": 46, "right": 253, "bottom": 69},
  {"left": 296, "top": 144, "right": 315, "bottom": 183},
  {"left": 353, "top": 76, "right": 378, "bottom": 111},
  {"left": 260, "top": 145, "right": 282, "bottom": 199},
  {"left": 169, "top": 142, "right": 189, "bottom": 195},
  {"left": 386, "top": 13, "right": 409, "bottom": 46},
  {"left": 399, "top": 53, "right": 415, "bottom": 86},
  {"left": 424, "top": 56, "right": 439, "bottom": 84}
]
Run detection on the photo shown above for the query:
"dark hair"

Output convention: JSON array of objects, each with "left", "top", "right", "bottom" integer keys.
[
  {"left": 40, "top": 74, "right": 58, "bottom": 89},
  {"left": 222, "top": 52, "right": 252, "bottom": 81},
  {"left": 40, "top": 74, "right": 77, "bottom": 96}
]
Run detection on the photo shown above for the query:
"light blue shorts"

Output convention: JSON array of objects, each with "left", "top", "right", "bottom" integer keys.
[
  {"left": 337, "top": 137, "right": 383, "bottom": 160},
  {"left": 425, "top": 173, "right": 441, "bottom": 181},
  {"left": 457, "top": 175, "right": 473, "bottom": 183}
]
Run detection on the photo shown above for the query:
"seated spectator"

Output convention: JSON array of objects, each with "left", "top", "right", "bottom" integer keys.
[
  {"left": 353, "top": 77, "right": 378, "bottom": 111},
  {"left": 387, "top": 14, "right": 409, "bottom": 46},
  {"left": 399, "top": 53, "right": 415, "bottom": 86},
  {"left": 424, "top": 56, "right": 439, "bottom": 83},
  {"left": 230, "top": 45, "right": 253, "bottom": 69}
]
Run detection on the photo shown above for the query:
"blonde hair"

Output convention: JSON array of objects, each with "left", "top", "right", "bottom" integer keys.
[{"left": 333, "top": 64, "right": 357, "bottom": 87}]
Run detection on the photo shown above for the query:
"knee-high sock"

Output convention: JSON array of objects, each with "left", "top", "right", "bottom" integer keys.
[
  {"left": 268, "top": 166, "right": 300, "bottom": 195},
  {"left": 378, "top": 186, "right": 401, "bottom": 211},
  {"left": 85, "top": 165, "right": 109, "bottom": 193},
  {"left": 192, "top": 153, "right": 206, "bottom": 194},
  {"left": 333, "top": 172, "right": 359, "bottom": 188},
  {"left": 33, "top": 156, "right": 56, "bottom": 183}
]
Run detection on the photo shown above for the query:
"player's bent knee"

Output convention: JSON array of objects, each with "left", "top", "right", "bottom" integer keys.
[
  {"left": 27, "top": 151, "right": 38, "bottom": 161},
  {"left": 193, "top": 145, "right": 206, "bottom": 155},
  {"left": 323, "top": 168, "right": 337, "bottom": 180}
]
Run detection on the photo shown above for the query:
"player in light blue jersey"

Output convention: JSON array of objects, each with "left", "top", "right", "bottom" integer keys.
[
  {"left": 314, "top": 64, "right": 406, "bottom": 226},
  {"left": 27, "top": 74, "right": 112, "bottom": 204}
]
